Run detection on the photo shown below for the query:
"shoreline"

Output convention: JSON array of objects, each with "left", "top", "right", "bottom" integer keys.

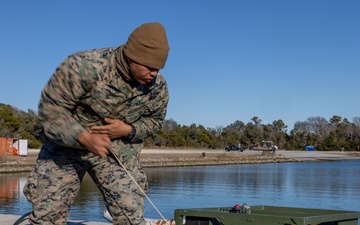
[{"left": 1, "top": 149, "right": 360, "bottom": 173}]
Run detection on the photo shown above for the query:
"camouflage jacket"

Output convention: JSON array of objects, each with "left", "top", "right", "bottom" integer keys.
[{"left": 38, "top": 46, "right": 169, "bottom": 154}]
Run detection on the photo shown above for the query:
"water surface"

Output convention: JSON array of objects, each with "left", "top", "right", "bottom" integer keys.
[{"left": 0, "top": 160, "right": 359, "bottom": 223}]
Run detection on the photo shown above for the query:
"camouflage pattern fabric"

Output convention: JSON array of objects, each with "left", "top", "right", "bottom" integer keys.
[
  {"left": 24, "top": 46, "right": 168, "bottom": 225},
  {"left": 38, "top": 45, "right": 169, "bottom": 147},
  {"left": 24, "top": 140, "right": 147, "bottom": 225}
]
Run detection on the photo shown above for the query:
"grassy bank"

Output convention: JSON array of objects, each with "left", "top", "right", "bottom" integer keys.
[{"left": 0, "top": 151, "right": 300, "bottom": 173}]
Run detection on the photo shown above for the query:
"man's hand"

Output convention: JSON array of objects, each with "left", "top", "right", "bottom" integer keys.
[
  {"left": 78, "top": 132, "right": 111, "bottom": 157},
  {"left": 90, "top": 118, "right": 132, "bottom": 139}
]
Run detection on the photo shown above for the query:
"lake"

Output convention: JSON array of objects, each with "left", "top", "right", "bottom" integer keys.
[{"left": 0, "top": 160, "right": 359, "bottom": 223}]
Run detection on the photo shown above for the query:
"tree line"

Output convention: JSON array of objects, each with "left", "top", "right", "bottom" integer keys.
[{"left": 1, "top": 103, "right": 359, "bottom": 151}]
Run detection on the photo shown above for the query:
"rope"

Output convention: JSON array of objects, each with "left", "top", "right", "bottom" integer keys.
[
  {"left": 109, "top": 149, "right": 166, "bottom": 221},
  {"left": 13, "top": 212, "right": 31, "bottom": 225}
]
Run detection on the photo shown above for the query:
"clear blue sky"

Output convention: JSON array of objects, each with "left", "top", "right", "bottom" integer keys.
[{"left": 1, "top": 1, "right": 359, "bottom": 130}]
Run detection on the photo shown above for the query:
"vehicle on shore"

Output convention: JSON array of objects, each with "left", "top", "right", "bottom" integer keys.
[
  {"left": 250, "top": 141, "right": 278, "bottom": 153},
  {"left": 225, "top": 145, "right": 243, "bottom": 152}
]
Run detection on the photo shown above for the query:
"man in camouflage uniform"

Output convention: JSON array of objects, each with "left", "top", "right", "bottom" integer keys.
[{"left": 24, "top": 22, "right": 170, "bottom": 225}]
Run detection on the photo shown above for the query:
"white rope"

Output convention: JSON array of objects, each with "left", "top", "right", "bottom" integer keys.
[{"left": 109, "top": 150, "right": 166, "bottom": 221}]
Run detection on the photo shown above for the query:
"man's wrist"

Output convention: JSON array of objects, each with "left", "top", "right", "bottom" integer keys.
[
  {"left": 126, "top": 125, "right": 136, "bottom": 140},
  {"left": 78, "top": 131, "right": 90, "bottom": 144}
]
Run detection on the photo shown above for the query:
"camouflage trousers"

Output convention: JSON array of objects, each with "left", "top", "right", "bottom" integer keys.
[{"left": 23, "top": 140, "right": 147, "bottom": 225}]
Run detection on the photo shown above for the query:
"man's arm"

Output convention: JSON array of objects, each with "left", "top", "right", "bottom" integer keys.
[
  {"left": 90, "top": 118, "right": 133, "bottom": 139},
  {"left": 39, "top": 55, "right": 96, "bottom": 148},
  {"left": 90, "top": 76, "right": 169, "bottom": 142}
]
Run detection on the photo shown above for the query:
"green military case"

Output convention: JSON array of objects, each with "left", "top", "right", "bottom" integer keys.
[{"left": 174, "top": 205, "right": 360, "bottom": 225}]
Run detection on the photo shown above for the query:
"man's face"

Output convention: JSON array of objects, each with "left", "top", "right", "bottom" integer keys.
[{"left": 129, "top": 60, "right": 159, "bottom": 85}]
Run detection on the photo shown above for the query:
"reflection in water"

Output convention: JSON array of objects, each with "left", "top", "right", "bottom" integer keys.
[
  {"left": 0, "top": 173, "right": 29, "bottom": 214},
  {"left": 0, "top": 174, "right": 26, "bottom": 203},
  {"left": 0, "top": 161, "right": 359, "bottom": 223},
  {"left": 0, "top": 174, "right": 23, "bottom": 203}
]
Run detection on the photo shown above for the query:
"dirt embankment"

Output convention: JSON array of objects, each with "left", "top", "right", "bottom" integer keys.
[
  {"left": 140, "top": 151, "right": 300, "bottom": 168},
  {"left": 1, "top": 149, "right": 360, "bottom": 173},
  {"left": 0, "top": 151, "right": 297, "bottom": 173}
]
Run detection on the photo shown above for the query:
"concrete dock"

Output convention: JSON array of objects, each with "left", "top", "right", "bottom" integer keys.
[{"left": 1, "top": 214, "right": 174, "bottom": 225}]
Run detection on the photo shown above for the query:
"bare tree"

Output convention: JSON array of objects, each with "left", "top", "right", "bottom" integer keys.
[{"left": 353, "top": 116, "right": 360, "bottom": 127}]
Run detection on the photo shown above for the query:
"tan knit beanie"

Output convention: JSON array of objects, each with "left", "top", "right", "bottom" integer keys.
[{"left": 124, "top": 22, "right": 170, "bottom": 69}]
